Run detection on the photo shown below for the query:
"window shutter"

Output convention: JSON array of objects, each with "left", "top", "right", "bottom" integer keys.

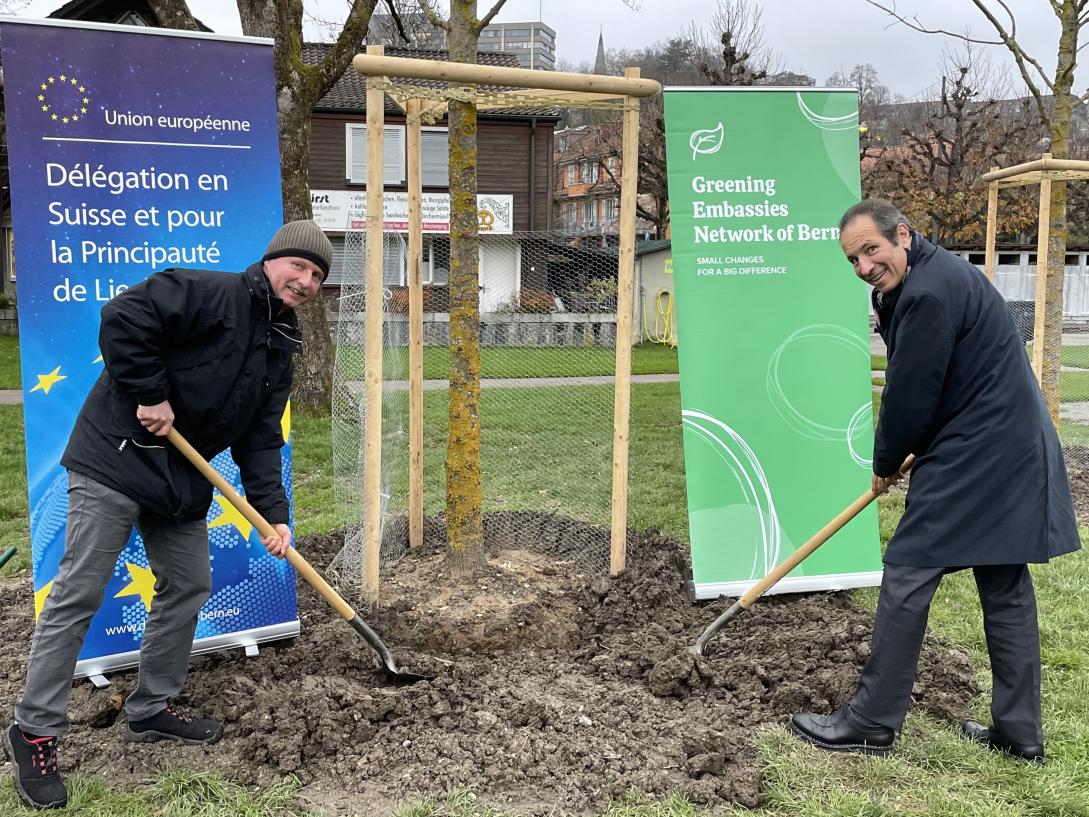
[
  {"left": 346, "top": 124, "right": 406, "bottom": 185},
  {"left": 421, "top": 129, "right": 449, "bottom": 187}
]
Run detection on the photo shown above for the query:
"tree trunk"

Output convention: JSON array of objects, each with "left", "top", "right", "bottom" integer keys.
[
  {"left": 444, "top": 1, "right": 484, "bottom": 572},
  {"left": 1036, "top": 1, "right": 1079, "bottom": 425}
]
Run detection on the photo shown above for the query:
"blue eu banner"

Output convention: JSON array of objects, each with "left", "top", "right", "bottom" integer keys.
[{"left": 0, "top": 19, "right": 300, "bottom": 677}]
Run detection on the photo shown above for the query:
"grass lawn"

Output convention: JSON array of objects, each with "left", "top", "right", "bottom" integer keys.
[
  {"left": 0, "top": 336, "right": 21, "bottom": 390},
  {"left": 341, "top": 342, "right": 680, "bottom": 380},
  {"left": 2, "top": 383, "right": 1088, "bottom": 815}
]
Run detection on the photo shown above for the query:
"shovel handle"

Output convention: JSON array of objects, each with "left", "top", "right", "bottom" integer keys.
[
  {"left": 736, "top": 454, "right": 915, "bottom": 609},
  {"left": 166, "top": 428, "right": 357, "bottom": 622}
]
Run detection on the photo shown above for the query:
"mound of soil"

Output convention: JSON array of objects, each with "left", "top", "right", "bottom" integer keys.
[{"left": 0, "top": 514, "right": 978, "bottom": 814}]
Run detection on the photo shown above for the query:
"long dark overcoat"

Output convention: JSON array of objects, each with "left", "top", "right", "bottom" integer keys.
[{"left": 873, "top": 234, "right": 1080, "bottom": 567}]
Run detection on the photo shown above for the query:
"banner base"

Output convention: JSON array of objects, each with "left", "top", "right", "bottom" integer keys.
[
  {"left": 688, "top": 570, "right": 884, "bottom": 602},
  {"left": 73, "top": 620, "right": 301, "bottom": 680}
]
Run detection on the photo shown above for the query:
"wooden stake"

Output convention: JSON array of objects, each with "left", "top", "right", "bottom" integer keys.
[
  {"left": 985, "top": 170, "right": 998, "bottom": 283},
  {"left": 406, "top": 98, "right": 425, "bottom": 550},
  {"left": 363, "top": 44, "right": 385, "bottom": 606},
  {"left": 610, "top": 69, "right": 641, "bottom": 576}
]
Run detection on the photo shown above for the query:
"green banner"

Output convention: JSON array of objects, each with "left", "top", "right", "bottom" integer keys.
[{"left": 663, "top": 88, "right": 881, "bottom": 600}]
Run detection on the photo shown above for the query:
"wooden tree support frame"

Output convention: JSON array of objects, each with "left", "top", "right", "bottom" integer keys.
[
  {"left": 982, "top": 154, "right": 1089, "bottom": 427},
  {"left": 353, "top": 50, "right": 663, "bottom": 602}
]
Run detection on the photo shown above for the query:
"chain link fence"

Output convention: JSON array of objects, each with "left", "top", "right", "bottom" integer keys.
[{"left": 328, "top": 230, "right": 633, "bottom": 601}]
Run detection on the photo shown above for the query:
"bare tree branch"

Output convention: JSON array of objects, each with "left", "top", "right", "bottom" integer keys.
[
  {"left": 384, "top": 0, "right": 411, "bottom": 44},
  {"left": 474, "top": 0, "right": 509, "bottom": 35},
  {"left": 416, "top": 0, "right": 450, "bottom": 32},
  {"left": 865, "top": 0, "right": 1051, "bottom": 121},
  {"left": 864, "top": 1, "right": 1003, "bottom": 45}
]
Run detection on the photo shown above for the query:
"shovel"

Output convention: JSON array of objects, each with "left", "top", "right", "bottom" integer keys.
[
  {"left": 167, "top": 428, "right": 428, "bottom": 684},
  {"left": 691, "top": 455, "right": 914, "bottom": 656}
]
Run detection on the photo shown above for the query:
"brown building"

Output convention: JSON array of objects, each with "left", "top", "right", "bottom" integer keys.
[{"left": 304, "top": 45, "right": 560, "bottom": 311}]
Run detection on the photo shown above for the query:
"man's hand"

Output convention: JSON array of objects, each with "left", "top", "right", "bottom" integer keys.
[
  {"left": 136, "top": 400, "right": 174, "bottom": 437},
  {"left": 260, "top": 523, "right": 292, "bottom": 559},
  {"left": 872, "top": 472, "right": 903, "bottom": 496}
]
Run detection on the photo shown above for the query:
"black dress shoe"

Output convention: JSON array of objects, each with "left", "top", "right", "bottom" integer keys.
[
  {"left": 960, "top": 720, "right": 1045, "bottom": 764},
  {"left": 789, "top": 707, "right": 894, "bottom": 756}
]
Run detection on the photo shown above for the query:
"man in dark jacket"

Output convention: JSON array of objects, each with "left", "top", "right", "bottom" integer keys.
[
  {"left": 3, "top": 220, "right": 332, "bottom": 810},
  {"left": 789, "top": 199, "right": 1080, "bottom": 763}
]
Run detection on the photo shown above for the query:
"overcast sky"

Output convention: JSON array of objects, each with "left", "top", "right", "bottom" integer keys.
[{"left": 16, "top": 0, "right": 1082, "bottom": 101}]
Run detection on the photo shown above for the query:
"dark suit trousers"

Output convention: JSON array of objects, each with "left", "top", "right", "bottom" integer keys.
[{"left": 849, "top": 562, "right": 1042, "bottom": 745}]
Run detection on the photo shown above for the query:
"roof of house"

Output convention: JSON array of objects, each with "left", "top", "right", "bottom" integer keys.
[
  {"left": 305, "top": 44, "right": 561, "bottom": 119},
  {"left": 47, "top": 0, "right": 213, "bottom": 31}
]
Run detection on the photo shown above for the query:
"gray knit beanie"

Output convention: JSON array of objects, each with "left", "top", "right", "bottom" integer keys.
[{"left": 262, "top": 219, "right": 333, "bottom": 279}]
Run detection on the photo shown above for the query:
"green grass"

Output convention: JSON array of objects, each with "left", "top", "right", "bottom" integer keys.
[
  {"left": 0, "top": 336, "right": 21, "bottom": 389},
  {"left": 4, "top": 374, "right": 1089, "bottom": 815},
  {"left": 0, "top": 405, "right": 28, "bottom": 573},
  {"left": 0, "top": 770, "right": 306, "bottom": 817},
  {"left": 343, "top": 342, "right": 680, "bottom": 380}
]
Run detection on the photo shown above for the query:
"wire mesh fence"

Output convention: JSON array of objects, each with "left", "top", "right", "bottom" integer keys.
[{"left": 328, "top": 230, "right": 632, "bottom": 602}]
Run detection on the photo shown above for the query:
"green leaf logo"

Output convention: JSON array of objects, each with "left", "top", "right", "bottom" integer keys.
[{"left": 690, "top": 122, "right": 725, "bottom": 160}]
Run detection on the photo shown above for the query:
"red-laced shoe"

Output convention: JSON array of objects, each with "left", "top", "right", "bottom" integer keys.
[
  {"left": 2, "top": 723, "right": 68, "bottom": 809},
  {"left": 127, "top": 703, "right": 223, "bottom": 745}
]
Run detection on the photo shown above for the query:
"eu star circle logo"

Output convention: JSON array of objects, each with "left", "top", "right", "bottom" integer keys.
[{"left": 38, "top": 73, "right": 90, "bottom": 125}]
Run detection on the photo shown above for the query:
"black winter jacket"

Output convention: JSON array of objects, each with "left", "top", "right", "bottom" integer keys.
[
  {"left": 60, "top": 263, "right": 302, "bottom": 523},
  {"left": 873, "top": 233, "right": 1079, "bottom": 567}
]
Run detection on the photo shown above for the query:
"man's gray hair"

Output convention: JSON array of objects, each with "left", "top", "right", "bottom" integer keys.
[{"left": 838, "top": 199, "right": 912, "bottom": 243}]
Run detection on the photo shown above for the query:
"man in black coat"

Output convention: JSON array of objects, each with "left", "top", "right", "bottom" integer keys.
[
  {"left": 3, "top": 220, "right": 332, "bottom": 810},
  {"left": 789, "top": 199, "right": 1080, "bottom": 763}
]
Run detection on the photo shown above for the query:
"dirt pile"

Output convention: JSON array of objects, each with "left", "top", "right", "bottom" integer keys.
[{"left": 0, "top": 514, "right": 978, "bottom": 814}]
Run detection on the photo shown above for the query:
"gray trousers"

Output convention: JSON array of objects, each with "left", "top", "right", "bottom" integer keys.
[
  {"left": 850, "top": 562, "right": 1042, "bottom": 746},
  {"left": 15, "top": 471, "right": 212, "bottom": 737}
]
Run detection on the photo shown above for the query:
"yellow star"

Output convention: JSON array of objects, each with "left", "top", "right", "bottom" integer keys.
[
  {"left": 34, "top": 580, "right": 55, "bottom": 619},
  {"left": 41, "top": 105, "right": 48, "bottom": 112},
  {"left": 92, "top": 354, "right": 103, "bottom": 364},
  {"left": 50, "top": 114, "right": 57, "bottom": 121},
  {"left": 61, "top": 117, "right": 69, "bottom": 124},
  {"left": 81, "top": 107, "right": 87, "bottom": 114},
  {"left": 79, "top": 85, "right": 86, "bottom": 92},
  {"left": 40, "top": 83, "right": 47, "bottom": 90},
  {"left": 70, "top": 78, "right": 77, "bottom": 85},
  {"left": 82, "top": 97, "right": 89, "bottom": 104},
  {"left": 208, "top": 493, "right": 253, "bottom": 540},
  {"left": 47, "top": 76, "right": 55, "bottom": 84},
  {"left": 281, "top": 401, "right": 291, "bottom": 443},
  {"left": 30, "top": 367, "right": 66, "bottom": 394},
  {"left": 59, "top": 74, "right": 66, "bottom": 82},
  {"left": 114, "top": 562, "right": 157, "bottom": 612},
  {"left": 72, "top": 115, "right": 79, "bottom": 122},
  {"left": 37, "top": 95, "right": 44, "bottom": 101}
]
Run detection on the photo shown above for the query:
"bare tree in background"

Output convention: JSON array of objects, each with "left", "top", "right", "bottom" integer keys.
[
  {"left": 143, "top": 0, "right": 385, "bottom": 412},
  {"left": 867, "top": 0, "right": 1089, "bottom": 421},
  {"left": 825, "top": 63, "right": 893, "bottom": 131},
  {"left": 877, "top": 45, "right": 1038, "bottom": 245},
  {"left": 683, "top": 0, "right": 780, "bottom": 85}
]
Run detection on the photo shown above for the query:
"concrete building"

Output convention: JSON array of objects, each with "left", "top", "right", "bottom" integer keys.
[{"left": 478, "top": 22, "right": 556, "bottom": 70}]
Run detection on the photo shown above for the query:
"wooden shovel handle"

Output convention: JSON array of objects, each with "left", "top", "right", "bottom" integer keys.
[
  {"left": 166, "top": 428, "right": 357, "bottom": 621},
  {"left": 737, "top": 454, "right": 915, "bottom": 608}
]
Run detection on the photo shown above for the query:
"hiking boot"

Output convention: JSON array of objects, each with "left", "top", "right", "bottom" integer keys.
[
  {"left": 2, "top": 723, "right": 68, "bottom": 809},
  {"left": 127, "top": 704, "right": 223, "bottom": 745}
]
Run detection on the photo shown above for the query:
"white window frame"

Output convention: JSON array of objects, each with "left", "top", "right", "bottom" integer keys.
[
  {"left": 345, "top": 123, "right": 406, "bottom": 186},
  {"left": 421, "top": 126, "right": 449, "bottom": 187}
]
